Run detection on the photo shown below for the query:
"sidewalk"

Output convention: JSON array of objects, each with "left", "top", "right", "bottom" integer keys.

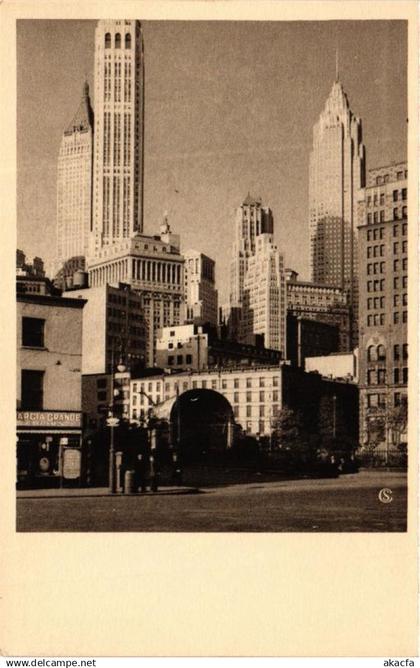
[{"left": 17, "top": 485, "right": 201, "bottom": 499}]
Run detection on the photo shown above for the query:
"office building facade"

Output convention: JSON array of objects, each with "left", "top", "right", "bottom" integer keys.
[
  {"left": 184, "top": 250, "right": 218, "bottom": 327},
  {"left": 88, "top": 219, "right": 185, "bottom": 366},
  {"left": 357, "top": 162, "right": 408, "bottom": 450},
  {"left": 57, "top": 82, "right": 94, "bottom": 269},
  {"left": 229, "top": 194, "right": 274, "bottom": 307},
  {"left": 64, "top": 282, "right": 147, "bottom": 375},
  {"left": 91, "top": 20, "right": 144, "bottom": 255},
  {"left": 286, "top": 270, "right": 351, "bottom": 351},
  {"left": 241, "top": 234, "right": 286, "bottom": 353}
]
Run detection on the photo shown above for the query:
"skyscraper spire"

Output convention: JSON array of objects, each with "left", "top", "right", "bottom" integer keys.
[{"left": 335, "top": 47, "right": 339, "bottom": 82}]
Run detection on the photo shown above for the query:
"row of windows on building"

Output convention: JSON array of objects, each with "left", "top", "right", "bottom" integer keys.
[
  {"left": 366, "top": 240, "right": 408, "bottom": 258},
  {"left": 366, "top": 391, "right": 407, "bottom": 408},
  {"left": 366, "top": 275, "right": 408, "bottom": 295},
  {"left": 367, "top": 293, "right": 407, "bottom": 310},
  {"left": 372, "top": 170, "right": 407, "bottom": 186},
  {"left": 367, "top": 311, "right": 407, "bottom": 326},
  {"left": 133, "top": 390, "right": 278, "bottom": 415},
  {"left": 366, "top": 188, "right": 406, "bottom": 207},
  {"left": 104, "top": 32, "right": 132, "bottom": 49},
  {"left": 366, "top": 367, "right": 408, "bottom": 385},
  {"left": 367, "top": 258, "right": 407, "bottom": 275},
  {"left": 366, "top": 343, "right": 408, "bottom": 362},
  {"left": 366, "top": 207, "right": 407, "bottom": 225},
  {"left": 132, "top": 376, "right": 279, "bottom": 395},
  {"left": 130, "top": 404, "right": 272, "bottom": 435}
]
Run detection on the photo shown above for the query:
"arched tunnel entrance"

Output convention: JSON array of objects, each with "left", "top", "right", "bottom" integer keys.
[{"left": 170, "top": 389, "right": 235, "bottom": 466}]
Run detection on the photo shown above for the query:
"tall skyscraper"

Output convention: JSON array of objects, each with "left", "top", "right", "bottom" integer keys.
[
  {"left": 91, "top": 20, "right": 145, "bottom": 256},
  {"left": 357, "top": 162, "right": 408, "bottom": 452},
  {"left": 184, "top": 250, "right": 218, "bottom": 327},
  {"left": 309, "top": 74, "right": 366, "bottom": 347},
  {"left": 241, "top": 234, "right": 286, "bottom": 354},
  {"left": 56, "top": 81, "right": 94, "bottom": 268},
  {"left": 228, "top": 195, "right": 286, "bottom": 351},
  {"left": 229, "top": 195, "right": 273, "bottom": 307}
]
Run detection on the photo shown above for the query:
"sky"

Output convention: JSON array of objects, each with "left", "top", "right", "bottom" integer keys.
[{"left": 17, "top": 19, "right": 407, "bottom": 302}]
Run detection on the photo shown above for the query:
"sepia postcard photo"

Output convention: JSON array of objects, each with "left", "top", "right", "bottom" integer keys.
[{"left": 1, "top": 0, "right": 418, "bottom": 658}]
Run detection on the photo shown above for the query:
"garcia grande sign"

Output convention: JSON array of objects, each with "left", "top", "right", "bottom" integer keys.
[{"left": 17, "top": 411, "right": 82, "bottom": 428}]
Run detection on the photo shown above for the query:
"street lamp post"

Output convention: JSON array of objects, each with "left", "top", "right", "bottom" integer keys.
[
  {"left": 332, "top": 394, "right": 337, "bottom": 441},
  {"left": 107, "top": 356, "right": 126, "bottom": 494}
]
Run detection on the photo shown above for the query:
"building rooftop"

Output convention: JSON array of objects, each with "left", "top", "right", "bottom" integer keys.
[
  {"left": 242, "top": 193, "right": 262, "bottom": 206},
  {"left": 17, "top": 293, "right": 87, "bottom": 308}
]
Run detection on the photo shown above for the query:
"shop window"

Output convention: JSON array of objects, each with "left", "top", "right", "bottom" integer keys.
[
  {"left": 22, "top": 317, "right": 45, "bottom": 348},
  {"left": 21, "top": 369, "right": 44, "bottom": 410}
]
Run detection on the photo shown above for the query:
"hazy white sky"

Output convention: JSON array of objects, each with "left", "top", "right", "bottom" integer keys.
[{"left": 17, "top": 19, "right": 407, "bottom": 301}]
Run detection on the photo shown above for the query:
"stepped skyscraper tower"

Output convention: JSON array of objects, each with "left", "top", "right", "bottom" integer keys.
[
  {"left": 56, "top": 81, "right": 94, "bottom": 269},
  {"left": 230, "top": 195, "right": 274, "bottom": 307},
  {"left": 309, "top": 71, "right": 365, "bottom": 346},
  {"left": 228, "top": 195, "right": 286, "bottom": 354},
  {"left": 91, "top": 20, "right": 145, "bottom": 256}
]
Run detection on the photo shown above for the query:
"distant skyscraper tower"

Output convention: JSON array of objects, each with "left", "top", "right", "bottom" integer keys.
[
  {"left": 241, "top": 234, "right": 286, "bottom": 354},
  {"left": 56, "top": 81, "right": 94, "bottom": 268},
  {"left": 184, "top": 250, "right": 218, "bottom": 327},
  {"left": 309, "top": 73, "right": 365, "bottom": 346},
  {"left": 229, "top": 195, "right": 274, "bottom": 307},
  {"left": 91, "top": 20, "right": 144, "bottom": 256}
]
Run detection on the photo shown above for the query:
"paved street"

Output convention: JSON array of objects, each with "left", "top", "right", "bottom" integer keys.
[{"left": 16, "top": 470, "right": 407, "bottom": 532}]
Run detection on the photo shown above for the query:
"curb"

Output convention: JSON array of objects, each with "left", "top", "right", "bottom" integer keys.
[{"left": 17, "top": 488, "right": 201, "bottom": 500}]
